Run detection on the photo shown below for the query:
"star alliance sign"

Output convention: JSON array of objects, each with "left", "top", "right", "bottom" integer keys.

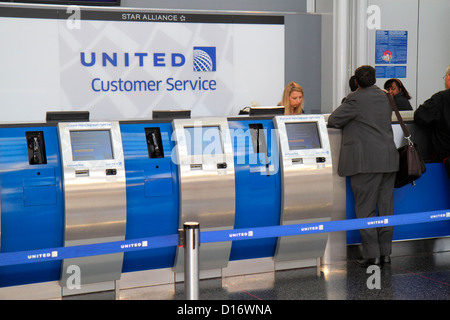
[{"left": 121, "top": 13, "right": 186, "bottom": 22}]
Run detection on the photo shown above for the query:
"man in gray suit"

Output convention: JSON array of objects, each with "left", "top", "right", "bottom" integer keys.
[{"left": 328, "top": 65, "right": 399, "bottom": 267}]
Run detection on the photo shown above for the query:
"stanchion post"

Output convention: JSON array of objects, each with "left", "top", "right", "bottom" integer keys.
[
  {"left": 316, "top": 257, "right": 321, "bottom": 277},
  {"left": 183, "top": 222, "right": 200, "bottom": 300}
]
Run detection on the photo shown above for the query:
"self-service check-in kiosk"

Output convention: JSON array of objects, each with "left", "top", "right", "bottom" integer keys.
[
  {"left": 227, "top": 118, "right": 281, "bottom": 263},
  {"left": 273, "top": 115, "right": 332, "bottom": 270},
  {"left": 120, "top": 121, "right": 179, "bottom": 275},
  {"left": 58, "top": 122, "right": 127, "bottom": 295},
  {"left": 172, "top": 118, "right": 235, "bottom": 279}
]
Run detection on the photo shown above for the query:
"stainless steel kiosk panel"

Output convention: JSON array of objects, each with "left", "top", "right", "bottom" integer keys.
[
  {"left": 274, "top": 115, "right": 332, "bottom": 267},
  {"left": 172, "top": 118, "right": 235, "bottom": 275},
  {"left": 58, "top": 122, "right": 126, "bottom": 294}
]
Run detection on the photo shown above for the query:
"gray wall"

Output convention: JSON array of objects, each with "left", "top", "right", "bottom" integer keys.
[
  {"left": 121, "top": 0, "right": 307, "bottom": 12},
  {"left": 285, "top": 13, "right": 322, "bottom": 113},
  {"left": 416, "top": 0, "right": 450, "bottom": 105},
  {"left": 368, "top": 0, "right": 419, "bottom": 108},
  {"left": 367, "top": 0, "right": 450, "bottom": 108},
  {"left": 121, "top": 0, "right": 324, "bottom": 114}
]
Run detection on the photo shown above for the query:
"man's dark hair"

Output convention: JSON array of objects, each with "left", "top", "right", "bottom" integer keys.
[{"left": 355, "top": 65, "right": 376, "bottom": 88}]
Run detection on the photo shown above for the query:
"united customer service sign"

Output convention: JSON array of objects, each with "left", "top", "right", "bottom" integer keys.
[
  {"left": 59, "top": 14, "right": 232, "bottom": 119},
  {"left": 0, "top": 6, "right": 284, "bottom": 121}
]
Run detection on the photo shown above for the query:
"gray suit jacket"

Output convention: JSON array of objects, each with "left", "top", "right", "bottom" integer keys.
[{"left": 328, "top": 85, "right": 399, "bottom": 177}]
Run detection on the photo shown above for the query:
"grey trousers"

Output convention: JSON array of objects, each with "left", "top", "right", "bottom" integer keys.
[{"left": 350, "top": 172, "right": 396, "bottom": 259}]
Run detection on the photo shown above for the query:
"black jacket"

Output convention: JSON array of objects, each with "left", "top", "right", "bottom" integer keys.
[
  {"left": 414, "top": 89, "right": 450, "bottom": 161},
  {"left": 393, "top": 91, "right": 412, "bottom": 110}
]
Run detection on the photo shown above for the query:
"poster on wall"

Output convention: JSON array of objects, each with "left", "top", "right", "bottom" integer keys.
[
  {"left": 0, "top": 6, "right": 284, "bottom": 122},
  {"left": 374, "top": 30, "right": 408, "bottom": 79}
]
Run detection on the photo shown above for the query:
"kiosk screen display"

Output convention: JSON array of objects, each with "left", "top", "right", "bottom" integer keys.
[
  {"left": 70, "top": 130, "right": 114, "bottom": 161},
  {"left": 184, "top": 126, "right": 223, "bottom": 155},
  {"left": 286, "top": 122, "right": 322, "bottom": 150}
]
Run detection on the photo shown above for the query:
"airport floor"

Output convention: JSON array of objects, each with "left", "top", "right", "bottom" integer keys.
[{"left": 113, "top": 249, "right": 450, "bottom": 301}]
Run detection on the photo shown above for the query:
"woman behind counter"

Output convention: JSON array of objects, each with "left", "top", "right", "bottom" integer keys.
[
  {"left": 383, "top": 78, "right": 413, "bottom": 110},
  {"left": 279, "top": 81, "right": 305, "bottom": 115}
]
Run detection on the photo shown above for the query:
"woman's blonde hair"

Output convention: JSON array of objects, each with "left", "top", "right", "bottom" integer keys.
[{"left": 281, "top": 81, "right": 304, "bottom": 115}]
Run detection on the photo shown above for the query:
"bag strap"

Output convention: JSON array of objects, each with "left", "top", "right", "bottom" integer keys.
[{"left": 386, "top": 92, "right": 411, "bottom": 139}]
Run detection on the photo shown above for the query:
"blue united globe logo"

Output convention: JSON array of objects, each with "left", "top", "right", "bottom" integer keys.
[{"left": 193, "top": 47, "right": 216, "bottom": 72}]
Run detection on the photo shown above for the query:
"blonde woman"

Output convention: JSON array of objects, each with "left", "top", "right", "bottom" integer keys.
[{"left": 279, "top": 81, "right": 305, "bottom": 115}]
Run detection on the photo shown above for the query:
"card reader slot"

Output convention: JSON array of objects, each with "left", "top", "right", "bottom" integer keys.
[
  {"left": 292, "top": 158, "right": 303, "bottom": 164},
  {"left": 145, "top": 127, "right": 164, "bottom": 159},
  {"left": 217, "top": 162, "right": 227, "bottom": 169},
  {"left": 106, "top": 168, "right": 117, "bottom": 175},
  {"left": 249, "top": 123, "right": 267, "bottom": 155},
  {"left": 26, "top": 131, "right": 47, "bottom": 165}
]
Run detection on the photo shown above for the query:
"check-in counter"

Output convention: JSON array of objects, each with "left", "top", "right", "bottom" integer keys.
[
  {"left": 324, "top": 111, "right": 450, "bottom": 258},
  {"left": 0, "top": 112, "right": 448, "bottom": 299}
]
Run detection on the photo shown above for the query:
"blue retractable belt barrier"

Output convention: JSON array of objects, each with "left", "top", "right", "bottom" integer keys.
[
  {"left": 0, "top": 210, "right": 448, "bottom": 267},
  {"left": 202, "top": 210, "right": 450, "bottom": 243},
  {"left": 0, "top": 234, "right": 178, "bottom": 267}
]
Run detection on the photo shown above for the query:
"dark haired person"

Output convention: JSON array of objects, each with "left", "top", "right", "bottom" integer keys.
[
  {"left": 349, "top": 75, "right": 358, "bottom": 92},
  {"left": 328, "top": 65, "right": 399, "bottom": 267},
  {"left": 383, "top": 78, "right": 413, "bottom": 110}
]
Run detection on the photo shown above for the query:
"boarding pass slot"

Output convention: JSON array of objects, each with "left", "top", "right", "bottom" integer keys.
[
  {"left": 190, "top": 164, "right": 203, "bottom": 171},
  {"left": 292, "top": 158, "right": 303, "bottom": 165},
  {"left": 75, "top": 169, "right": 89, "bottom": 177}
]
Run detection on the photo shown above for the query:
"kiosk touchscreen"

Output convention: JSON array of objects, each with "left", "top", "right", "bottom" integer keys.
[
  {"left": 273, "top": 115, "right": 332, "bottom": 269},
  {"left": 172, "top": 118, "right": 235, "bottom": 278},
  {"left": 58, "top": 122, "right": 126, "bottom": 294}
]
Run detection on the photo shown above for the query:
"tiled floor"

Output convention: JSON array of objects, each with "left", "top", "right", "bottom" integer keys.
[{"left": 119, "top": 250, "right": 449, "bottom": 300}]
